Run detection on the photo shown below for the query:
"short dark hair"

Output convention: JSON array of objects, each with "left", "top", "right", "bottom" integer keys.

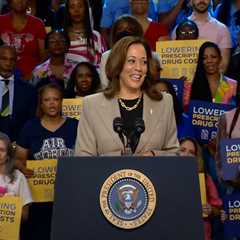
[
  {"left": 45, "top": 29, "right": 70, "bottom": 49},
  {"left": 111, "top": 14, "right": 143, "bottom": 47},
  {"left": 176, "top": 19, "right": 199, "bottom": 40}
]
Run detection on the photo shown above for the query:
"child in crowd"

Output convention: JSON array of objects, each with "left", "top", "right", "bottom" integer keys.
[
  {"left": 179, "top": 137, "right": 223, "bottom": 240},
  {"left": 0, "top": 131, "right": 32, "bottom": 219},
  {"left": 0, "top": 131, "right": 32, "bottom": 239}
]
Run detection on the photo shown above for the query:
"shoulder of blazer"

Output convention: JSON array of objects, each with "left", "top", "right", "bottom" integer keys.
[
  {"left": 144, "top": 92, "right": 172, "bottom": 105},
  {"left": 14, "top": 77, "right": 36, "bottom": 99},
  {"left": 83, "top": 92, "right": 112, "bottom": 107}
]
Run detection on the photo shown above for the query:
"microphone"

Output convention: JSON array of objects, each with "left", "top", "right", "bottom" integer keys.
[
  {"left": 131, "top": 118, "right": 145, "bottom": 152},
  {"left": 113, "top": 117, "right": 126, "bottom": 152},
  {"left": 135, "top": 118, "right": 145, "bottom": 135}
]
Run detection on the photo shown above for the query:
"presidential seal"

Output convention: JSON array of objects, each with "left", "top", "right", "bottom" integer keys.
[{"left": 99, "top": 169, "right": 156, "bottom": 229}]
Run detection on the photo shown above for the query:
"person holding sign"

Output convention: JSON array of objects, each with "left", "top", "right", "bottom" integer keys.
[
  {"left": 75, "top": 36, "right": 179, "bottom": 156},
  {"left": 216, "top": 86, "right": 240, "bottom": 183},
  {"left": 179, "top": 137, "right": 223, "bottom": 240},
  {"left": 176, "top": 19, "right": 199, "bottom": 40},
  {"left": 190, "top": 41, "right": 237, "bottom": 106},
  {"left": 0, "top": 132, "right": 32, "bottom": 238},
  {"left": 15, "top": 83, "right": 78, "bottom": 240}
]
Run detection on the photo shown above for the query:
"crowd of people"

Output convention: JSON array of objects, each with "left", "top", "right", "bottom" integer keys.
[{"left": 0, "top": 0, "right": 240, "bottom": 239}]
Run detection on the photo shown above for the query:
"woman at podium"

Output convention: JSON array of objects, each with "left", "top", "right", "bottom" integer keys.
[{"left": 75, "top": 36, "right": 179, "bottom": 156}]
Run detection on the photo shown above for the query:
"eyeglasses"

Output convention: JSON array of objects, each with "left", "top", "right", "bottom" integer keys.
[{"left": 179, "top": 30, "right": 196, "bottom": 36}]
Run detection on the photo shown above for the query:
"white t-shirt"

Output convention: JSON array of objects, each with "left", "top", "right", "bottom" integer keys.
[{"left": 0, "top": 169, "right": 33, "bottom": 206}]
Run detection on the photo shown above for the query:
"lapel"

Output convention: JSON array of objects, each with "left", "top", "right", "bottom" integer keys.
[
  {"left": 96, "top": 95, "right": 124, "bottom": 148},
  {"left": 135, "top": 94, "right": 161, "bottom": 153}
]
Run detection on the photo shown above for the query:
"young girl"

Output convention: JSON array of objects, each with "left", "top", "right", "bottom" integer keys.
[
  {"left": 0, "top": 132, "right": 32, "bottom": 240},
  {"left": 179, "top": 137, "right": 223, "bottom": 240}
]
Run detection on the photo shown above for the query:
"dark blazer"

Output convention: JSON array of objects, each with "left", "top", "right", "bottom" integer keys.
[{"left": 0, "top": 75, "right": 37, "bottom": 141}]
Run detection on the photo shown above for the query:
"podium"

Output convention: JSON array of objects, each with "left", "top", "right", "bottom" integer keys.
[{"left": 51, "top": 156, "right": 204, "bottom": 240}]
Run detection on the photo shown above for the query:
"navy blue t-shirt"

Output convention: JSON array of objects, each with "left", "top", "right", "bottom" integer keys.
[{"left": 17, "top": 117, "right": 78, "bottom": 160}]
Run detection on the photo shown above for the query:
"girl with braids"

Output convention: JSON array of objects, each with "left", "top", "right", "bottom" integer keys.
[
  {"left": 190, "top": 41, "right": 237, "bottom": 188},
  {"left": 64, "top": 0, "right": 107, "bottom": 70},
  {"left": 190, "top": 41, "right": 237, "bottom": 106}
]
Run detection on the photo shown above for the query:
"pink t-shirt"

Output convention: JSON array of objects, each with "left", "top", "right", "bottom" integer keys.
[
  {"left": 188, "top": 13, "right": 232, "bottom": 49},
  {"left": 172, "top": 13, "right": 232, "bottom": 49},
  {"left": 0, "top": 13, "right": 46, "bottom": 78}
]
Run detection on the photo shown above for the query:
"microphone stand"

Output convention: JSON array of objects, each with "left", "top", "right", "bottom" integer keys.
[{"left": 122, "top": 136, "right": 132, "bottom": 156}]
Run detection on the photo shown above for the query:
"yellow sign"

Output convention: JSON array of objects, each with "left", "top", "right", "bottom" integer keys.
[
  {"left": 156, "top": 39, "right": 206, "bottom": 106},
  {"left": 199, "top": 173, "right": 207, "bottom": 217},
  {"left": 100, "top": 169, "right": 156, "bottom": 229},
  {"left": 156, "top": 39, "right": 206, "bottom": 82},
  {"left": 27, "top": 159, "right": 57, "bottom": 202},
  {"left": 0, "top": 196, "right": 22, "bottom": 240},
  {"left": 62, "top": 98, "right": 83, "bottom": 120}
]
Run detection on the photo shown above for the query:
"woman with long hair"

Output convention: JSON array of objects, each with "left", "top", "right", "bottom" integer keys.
[
  {"left": 64, "top": 0, "right": 107, "bottom": 70},
  {"left": 190, "top": 41, "right": 237, "bottom": 105},
  {"left": 75, "top": 36, "right": 179, "bottom": 156},
  {"left": 65, "top": 61, "right": 101, "bottom": 97}
]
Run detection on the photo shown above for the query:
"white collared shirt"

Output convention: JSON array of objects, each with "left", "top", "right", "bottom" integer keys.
[{"left": 0, "top": 75, "right": 14, "bottom": 115}]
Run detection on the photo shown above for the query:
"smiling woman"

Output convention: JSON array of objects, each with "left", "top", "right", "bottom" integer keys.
[
  {"left": 190, "top": 41, "right": 237, "bottom": 105},
  {"left": 64, "top": 61, "right": 101, "bottom": 98},
  {"left": 75, "top": 36, "right": 179, "bottom": 156}
]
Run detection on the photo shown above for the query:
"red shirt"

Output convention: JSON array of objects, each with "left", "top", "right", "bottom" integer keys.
[
  {"left": 144, "top": 21, "right": 168, "bottom": 50},
  {"left": 0, "top": 13, "right": 46, "bottom": 78}
]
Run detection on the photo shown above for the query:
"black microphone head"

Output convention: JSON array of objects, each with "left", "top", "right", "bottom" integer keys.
[
  {"left": 135, "top": 118, "right": 145, "bottom": 134},
  {"left": 113, "top": 117, "right": 124, "bottom": 134}
]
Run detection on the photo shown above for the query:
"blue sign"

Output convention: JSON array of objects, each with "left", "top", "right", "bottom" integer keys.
[
  {"left": 188, "top": 100, "right": 234, "bottom": 144},
  {"left": 220, "top": 138, "right": 240, "bottom": 181},
  {"left": 161, "top": 78, "right": 184, "bottom": 106},
  {"left": 223, "top": 193, "right": 240, "bottom": 238}
]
